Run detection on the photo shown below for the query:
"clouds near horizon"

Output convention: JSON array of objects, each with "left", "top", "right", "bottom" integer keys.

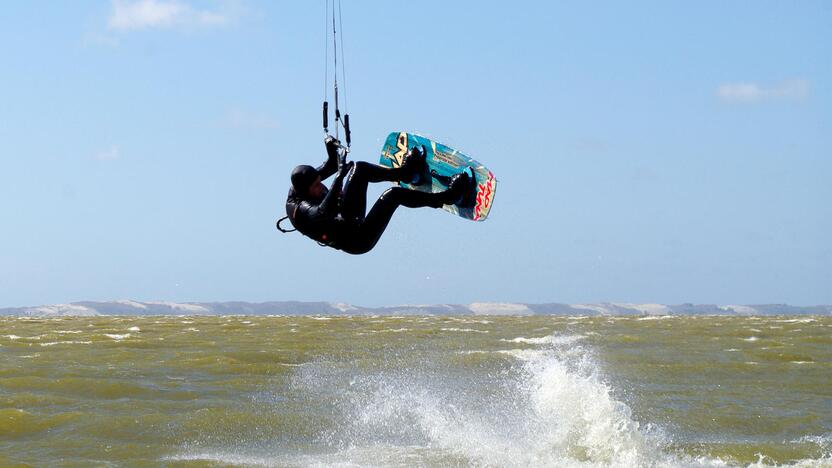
[
  {"left": 717, "top": 79, "right": 811, "bottom": 104},
  {"left": 107, "top": 0, "right": 231, "bottom": 32},
  {"left": 95, "top": 145, "right": 121, "bottom": 162}
]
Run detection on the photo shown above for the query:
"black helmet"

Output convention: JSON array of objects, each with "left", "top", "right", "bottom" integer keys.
[{"left": 291, "top": 165, "right": 318, "bottom": 193}]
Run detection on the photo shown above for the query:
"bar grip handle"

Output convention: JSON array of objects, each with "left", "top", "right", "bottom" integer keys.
[{"left": 344, "top": 114, "right": 351, "bottom": 147}]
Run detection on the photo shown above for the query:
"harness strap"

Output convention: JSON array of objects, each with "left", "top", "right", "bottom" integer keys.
[
  {"left": 276, "top": 204, "right": 300, "bottom": 233},
  {"left": 278, "top": 201, "right": 335, "bottom": 250},
  {"left": 275, "top": 216, "right": 296, "bottom": 233}
]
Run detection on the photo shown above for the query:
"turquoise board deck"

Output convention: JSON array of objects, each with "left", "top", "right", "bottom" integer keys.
[{"left": 379, "top": 132, "right": 497, "bottom": 221}]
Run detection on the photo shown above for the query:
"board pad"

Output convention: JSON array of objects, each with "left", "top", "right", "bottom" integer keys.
[{"left": 379, "top": 132, "right": 496, "bottom": 221}]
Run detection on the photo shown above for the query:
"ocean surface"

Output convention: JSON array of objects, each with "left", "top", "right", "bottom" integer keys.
[{"left": 1, "top": 315, "right": 830, "bottom": 467}]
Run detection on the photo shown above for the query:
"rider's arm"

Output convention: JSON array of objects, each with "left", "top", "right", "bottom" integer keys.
[{"left": 296, "top": 169, "right": 346, "bottom": 220}]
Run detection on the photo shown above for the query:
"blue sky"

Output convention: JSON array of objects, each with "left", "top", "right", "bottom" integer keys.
[{"left": 1, "top": 1, "right": 830, "bottom": 308}]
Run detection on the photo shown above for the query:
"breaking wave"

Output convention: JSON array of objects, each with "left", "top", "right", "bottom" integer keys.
[{"left": 175, "top": 333, "right": 831, "bottom": 467}]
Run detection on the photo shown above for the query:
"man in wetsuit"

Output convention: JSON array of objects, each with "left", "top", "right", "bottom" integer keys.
[{"left": 284, "top": 137, "right": 471, "bottom": 254}]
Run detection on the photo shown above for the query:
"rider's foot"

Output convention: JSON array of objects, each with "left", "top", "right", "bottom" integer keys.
[
  {"left": 441, "top": 169, "right": 475, "bottom": 205},
  {"left": 398, "top": 145, "right": 428, "bottom": 185}
]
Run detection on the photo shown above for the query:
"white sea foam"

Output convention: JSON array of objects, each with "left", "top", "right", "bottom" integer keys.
[
  {"left": 637, "top": 314, "right": 672, "bottom": 321},
  {"left": 127, "top": 326, "right": 140, "bottom": 332},
  {"left": 496, "top": 348, "right": 550, "bottom": 361},
  {"left": 744, "top": 451, "right": 832, "bottom": 468},
  {"left": 4, "top": 334, "right": 43, "bottom": 341},
  {"left": 104, "top": 333, "right": 130, "bottom": 340},
  {"left": 775, "top": 318, "right": 817, "bottom": 324},
  {"left": 794, "top": 433, "right": 832, "bottom": 452},
  {"left": 502, "top": 336, "right": 555, "bottom": 345},
  {"left": 440, "top": 328, "right": 488, "bottom": 333},
  {"left": 174, "top": 330, "right": 832, "bottom": 468},
  {"left": 168, "top": 448, "right": 450, "bottom": 468},
  {"left": 177, "top": 446, "right": 822, "bottom": 468},
  {"left": 166, "top": 453, "right": 274, "bottom": 466},
  {"left": 316, "top": 334, "right": 663, "bottom": 467},
  {"left": 39, "top": 341, "right": 92, "bottom": 346},
  {"left": 501, "top": 334, "right": 584, "bottom": 346},
  {"left": 743, "top": 336, "right": 759, "bottom": 342}
]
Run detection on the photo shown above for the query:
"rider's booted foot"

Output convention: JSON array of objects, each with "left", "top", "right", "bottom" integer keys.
[
  {"left": 398, "top": 145, "right": 428, "bottom": 185},
  {"left": 458, "top": 169, "right": 477, "bottom": 208},
  {"left": 441, "top": 170, "right": 474, "bottom": 206}
]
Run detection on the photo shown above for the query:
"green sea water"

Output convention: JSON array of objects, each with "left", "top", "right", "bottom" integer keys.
[{"left": 1, "top": 315, "right": 830, "bottom": 467}]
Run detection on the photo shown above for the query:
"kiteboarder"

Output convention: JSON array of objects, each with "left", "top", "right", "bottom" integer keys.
[{"left": 283, "top": 137, "right": 472, "bottom": 254}]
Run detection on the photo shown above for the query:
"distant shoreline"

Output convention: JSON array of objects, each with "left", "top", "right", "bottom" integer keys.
[{"left": 2, "top": 300, "right": 830, "bottom": 317}]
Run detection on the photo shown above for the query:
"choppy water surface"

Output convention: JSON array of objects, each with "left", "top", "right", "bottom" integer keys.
[{"left": 1, "top": 315, "right": 830, "bottom": 467}]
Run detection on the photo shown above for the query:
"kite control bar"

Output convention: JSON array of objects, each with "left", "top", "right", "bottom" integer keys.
[
  {"left": 324, "top": 133, "right": 350, "bottom": 172},
  {"left": 323, "top": 0, "right": 351, "bottom": 147},
  {"left": 343, "top": 114, "right": 351, "bottom": 147},
  {"left": 322, "top": 100, "right": 351, "bottom": 147},
  {"left": 324, "top": 133, "right": 349, "bottom": 152}
]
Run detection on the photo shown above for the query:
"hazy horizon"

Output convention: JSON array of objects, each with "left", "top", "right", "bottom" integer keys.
[
  {"left": 3, "top": 297, "right": 832, "bottom": 311},
  {"left": 3, "top": 298, "right": 831, "bottom": 318}
]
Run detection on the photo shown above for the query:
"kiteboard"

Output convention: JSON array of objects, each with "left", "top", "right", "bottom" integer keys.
[{"left": 379, "top": 132, "right": 496, "bottom": 221}]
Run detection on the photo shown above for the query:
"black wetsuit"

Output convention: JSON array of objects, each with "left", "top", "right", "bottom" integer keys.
[{"left": 285, "top": 143, "right": 447, "bottom": 255}]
